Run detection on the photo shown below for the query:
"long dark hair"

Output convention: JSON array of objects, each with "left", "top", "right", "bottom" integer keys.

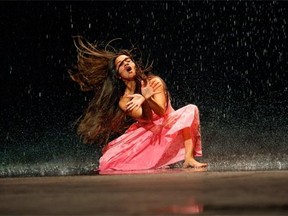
[{"left": 69, "top": 36, "right": 152, "bottom": 145}]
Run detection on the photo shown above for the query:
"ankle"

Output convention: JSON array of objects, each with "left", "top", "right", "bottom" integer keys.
[{"left": 185, "top": 156, "right": 195, "bottom": 162}]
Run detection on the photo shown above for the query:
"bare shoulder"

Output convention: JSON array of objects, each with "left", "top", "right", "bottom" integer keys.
[
  {"left": 149, "top": 76, "right": 166, "bottom": 86},
  {"left": 149, "top": 76, "right": 167, "bottom": 92},
  {"left": 149, "top": 76, "right": 164, "bottom": 82}
]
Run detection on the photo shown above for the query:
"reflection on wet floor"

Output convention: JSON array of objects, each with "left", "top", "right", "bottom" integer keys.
[
  {"left": 93, "top": 169, "right": 288, "bottom": 215},
  {"left": 167, "top": 205, "right": 288, "bottom": 215},
  {"left": 157, "top": 199, "right": 204, "bottom": 215},
  {"left": 158, "top": 202, "right": 288, "bottom": 215}
]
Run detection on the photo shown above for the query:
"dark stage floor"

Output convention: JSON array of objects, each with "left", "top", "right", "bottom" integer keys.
[{"left": 1, "top": 169, "right": 287, "bottom": 215}]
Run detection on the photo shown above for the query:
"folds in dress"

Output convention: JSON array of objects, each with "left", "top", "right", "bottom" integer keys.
[{"left": 98, "top": 104, "right": 203, "bottom": 172}]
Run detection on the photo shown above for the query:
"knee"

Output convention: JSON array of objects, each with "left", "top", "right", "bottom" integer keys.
[{"left": 187, "top": 104, "right": 199, "bottom": 113}]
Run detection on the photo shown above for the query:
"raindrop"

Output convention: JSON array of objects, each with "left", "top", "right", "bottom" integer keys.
[
  {"left": 39, "top": 92, "right": 42, "bottom": 97},
  {"left": 9, "top": 65, "right": 12, "bottom": 74},
  {"left": 227, "top": 84, "right": 231, "bottom": 92},
  {"left": 70, "top": 5, "right": 73, "bottom": 29},
  {"left": 267, "top": 80, "right": 271, "bottom": 87},
  {"left": 277, "top": 161, "right": 282, "bottom": 169},
  {"left": 6, "top": 132, "right": 9, "bottom": 140},
  {"left": 28, "top": 85, "right": 32, "bottom": 94}
]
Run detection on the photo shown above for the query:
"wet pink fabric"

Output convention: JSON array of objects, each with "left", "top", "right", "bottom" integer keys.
[{"left": 98, "top": 103, "right": 203, "bottom": 171}]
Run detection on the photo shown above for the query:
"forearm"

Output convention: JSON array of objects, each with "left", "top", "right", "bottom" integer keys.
[
  {"left": 141, "top": 100, "right": 153, "bottom": 120},
  {"left": 145, "top": 96, "right": 166, "bottom": 117}
]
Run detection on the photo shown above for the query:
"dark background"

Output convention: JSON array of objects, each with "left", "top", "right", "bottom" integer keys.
[{"left": 0, "top": 1, "right": 287, "bottom": 176}]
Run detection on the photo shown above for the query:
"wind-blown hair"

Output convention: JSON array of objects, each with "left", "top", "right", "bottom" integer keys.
[{"left": 69, "top": 36, "right": 152, "bottom": 146}]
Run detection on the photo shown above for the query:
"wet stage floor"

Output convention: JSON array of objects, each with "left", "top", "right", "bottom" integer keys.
[{"left": 1, "top": 169, "right": 288, "bottom": 215}]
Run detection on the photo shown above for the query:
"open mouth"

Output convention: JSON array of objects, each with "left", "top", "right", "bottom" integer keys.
[{"left": 125, "top": 66, "right": 132, "bottom": 72}]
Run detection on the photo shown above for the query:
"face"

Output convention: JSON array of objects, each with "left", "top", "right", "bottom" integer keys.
[{"left": 115, "top": 55, "right": 137, "bottom": 80}]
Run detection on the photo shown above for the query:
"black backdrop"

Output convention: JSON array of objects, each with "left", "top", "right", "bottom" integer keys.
[{"left": 0, "top": 1, "right": 287, "bottom": 176}]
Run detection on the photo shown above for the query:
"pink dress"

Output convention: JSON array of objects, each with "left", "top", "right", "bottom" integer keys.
[{"left": 98, "top": 102, "right": 203, "bottom": 172}]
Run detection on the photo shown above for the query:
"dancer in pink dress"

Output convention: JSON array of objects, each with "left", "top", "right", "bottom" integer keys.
[{"left": 70, "top": 37, "right": 207, "bottom": 172}]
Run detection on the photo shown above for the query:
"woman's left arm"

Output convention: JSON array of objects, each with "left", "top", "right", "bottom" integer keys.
[{"left": 142, "top": 77, "right": 167, "bottom": 117}]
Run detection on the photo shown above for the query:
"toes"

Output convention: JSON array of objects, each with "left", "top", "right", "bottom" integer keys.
[
  {"left": 182, "top": 162, "right": 189, "bottom": 168},
  {"left": 183, "top": 162, "right": 208, "bottom": 169}
]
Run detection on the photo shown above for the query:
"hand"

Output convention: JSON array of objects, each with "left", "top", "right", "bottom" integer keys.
[
  {"left": 125, "top": 94, "right": 145, "bottom": 112},
  {"left": 141, "top": 80, "right": 162, "bottom": 99}
]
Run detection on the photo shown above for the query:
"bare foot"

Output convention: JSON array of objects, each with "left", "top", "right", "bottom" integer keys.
[{"left": 183, "top": 158, "right": 208, "bottom": 168}]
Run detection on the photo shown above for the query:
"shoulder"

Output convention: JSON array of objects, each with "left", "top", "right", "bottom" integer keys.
[
  {"left": 149, "top": 76, "right": 166, "bottom": 85},
  {"left": 148, "top": 75, "right": 167, "bottom": 91}
]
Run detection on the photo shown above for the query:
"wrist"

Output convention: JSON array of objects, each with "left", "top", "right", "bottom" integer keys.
[
  {"left": 141, "top": 95, "right": 147, "bottom": 103},
  {"left": 143, "top": 94, "right": 151, "bottom": 101}
]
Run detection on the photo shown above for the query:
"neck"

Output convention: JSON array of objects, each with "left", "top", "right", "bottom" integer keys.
[{"left": 124, "top": 80, "right": 136, "bottom": 93}]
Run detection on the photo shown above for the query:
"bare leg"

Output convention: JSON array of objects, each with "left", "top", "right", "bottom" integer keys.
[{"left": 182, "top": 127, "right": 207, "bottom": 168}]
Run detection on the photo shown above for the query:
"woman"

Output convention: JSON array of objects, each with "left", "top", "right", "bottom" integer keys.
[{"left": 69, "top": 36, "right": 207, "bottom": 172}]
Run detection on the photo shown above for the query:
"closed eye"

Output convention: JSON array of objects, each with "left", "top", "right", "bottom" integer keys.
[{"left": 117, "top": 58, "right": 131, "bottom": 71}]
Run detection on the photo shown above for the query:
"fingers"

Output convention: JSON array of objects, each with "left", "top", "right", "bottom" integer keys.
[
  {"left": 126, "top": 102, "right": 140, "bottom": 111},
  {"left": 153, "top": 91, "right": 162, "bottom": 95},
  {"left": 126, "top": 98, "right": 141, "bottom": 111},
  {"left": 126, "top": 101, "right": 133, "bottom": 111},
  {"left": 149, "top": 79, "right": 162, "bottom": 90},
  {"left": 125, "top": 94, "right": 135, "bottom": 98}
]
